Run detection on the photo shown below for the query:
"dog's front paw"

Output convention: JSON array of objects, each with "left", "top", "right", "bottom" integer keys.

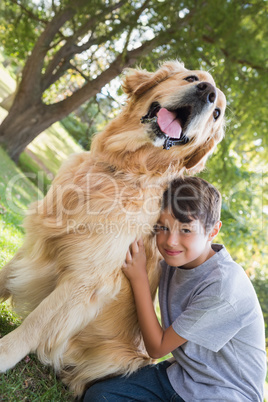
[
  {"left": 0, "top": 332, "right": 29, "bottom": 372},
  {"left": 0, "top": 338, "right": 13, "bottom": 372}
]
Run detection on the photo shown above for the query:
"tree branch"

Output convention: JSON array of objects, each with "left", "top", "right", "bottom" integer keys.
[
  {"left": 71, "top": 0, "right": 129, "bottom": 42},
  {"left": 69, "top": 62, "right": 91, "bottom": 82},
  {"left": 202, "top": 35, "right": 268, "bottom": 72},
  {"left": 16, "top": 6, "right": 76, "bottom": 105},
  {"left": 122, "top": 0, "right": 151, "bottom": 55},
  {"left": 47, "top": 33, "right": 164, "bottom": 119},
  {"left": 9, "top": 0, "right": 49, "bottom": 24},
  {"left": 42, "top": 0, "right": 129, "bottom": 90}
]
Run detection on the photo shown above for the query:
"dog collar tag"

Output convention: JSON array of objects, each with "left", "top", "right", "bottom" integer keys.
[
  {"left": 163, "top": 137, "right": 173, "bottom": 150},
  {"left": 163, "top": 135, "right": 189, "bottom": 150}
]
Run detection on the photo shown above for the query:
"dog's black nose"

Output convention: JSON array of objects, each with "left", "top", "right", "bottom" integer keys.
[{"left": 196, "top": 82, "right": 216, "bottom": 103}]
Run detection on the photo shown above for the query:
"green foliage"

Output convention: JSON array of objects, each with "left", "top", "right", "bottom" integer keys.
[
  {"left": 61, "top": 94, "right": 121, "bottom": 148},
  {"left": 60, "top": 99, "right": 101, "bottom": 149},
  {"left": 0, "top": 302, "right": 21, "bottom": 337},
  {"left": 200, "top": 127, "right": 267, "bottom": 273},
  {"left": 252, "top": 269, "right": 268, "bottom": 342},
  {"left": 61, "top": 114, "right": 90, "bottom": 148},
  {"left": 0, "top": 1, "right": 42, "bottom": 72}
]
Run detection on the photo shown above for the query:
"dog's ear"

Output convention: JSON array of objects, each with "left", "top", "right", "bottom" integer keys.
[
  {"left": 185, "top": 144, "right": 213, "bottom": 170},
  {"left": 122, "top": 69, "right": 154, "bottom": 96},
  {"left": 122, "top": 61, "right": 186, "bottom": 97},
  {"left": 185, "top": 127, "right": 224, "bottom": 172}
]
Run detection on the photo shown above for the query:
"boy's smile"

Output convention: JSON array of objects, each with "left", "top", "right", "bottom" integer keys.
[
  {"left": 164, "top": 249, "right": 183, "bottom": 257},
  {"left": 155, "top": 210, "right": 221, "bottom": 269}
]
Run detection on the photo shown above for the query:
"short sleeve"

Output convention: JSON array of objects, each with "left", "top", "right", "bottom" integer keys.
[{"left": 172, "top": 295, "right": 258, "bottom": 352}]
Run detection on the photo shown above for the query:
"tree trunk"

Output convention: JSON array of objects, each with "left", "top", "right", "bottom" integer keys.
[
  {"left": 0, "top": 64, "right": 122, "bottom": 162},
  {"left": 0, "top": 92, "right": 16, "bottom": 111},
  {"left": 0, "top": 103, "right": 52, "bottom": 163}
]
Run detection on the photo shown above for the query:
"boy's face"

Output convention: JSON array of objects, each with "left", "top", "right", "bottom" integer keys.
[{"left": 155, "top": 209, "right": 220, "bottom": 269}]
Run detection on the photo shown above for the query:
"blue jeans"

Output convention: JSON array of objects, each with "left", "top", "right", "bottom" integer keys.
[{"left": 83, "top": 360, "right": 185, "bottom": 401}]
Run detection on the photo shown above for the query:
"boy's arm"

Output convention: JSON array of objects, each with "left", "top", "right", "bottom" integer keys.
[{"left": 122, "top": 239, "right": 187, "bottom": 359}]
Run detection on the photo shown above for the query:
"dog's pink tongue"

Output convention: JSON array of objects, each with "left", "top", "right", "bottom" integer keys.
[{"left": 157, "top": 108, "right": 182, "bottom": 138}]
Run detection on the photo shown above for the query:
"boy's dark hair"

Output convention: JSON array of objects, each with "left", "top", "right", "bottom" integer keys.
[{"left": 162, "top": 177, "right": 222, "bottom": 233}]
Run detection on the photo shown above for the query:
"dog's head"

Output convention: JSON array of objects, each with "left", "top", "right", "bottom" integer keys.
[{"left": 92, "top": 61, "right": 226, "bottom": 174}]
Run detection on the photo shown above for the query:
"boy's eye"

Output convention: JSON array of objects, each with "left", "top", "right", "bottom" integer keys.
[
  {"left": 153, "top": 224, "right": 169, "bottom": 233},
  {"left": 181, "top": 228, "right": 191, "bottom": 234}
]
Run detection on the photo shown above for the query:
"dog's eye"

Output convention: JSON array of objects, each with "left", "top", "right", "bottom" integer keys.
[
  {"left": 213, "top": 108, "right": 221, "bottom": 121},
  {"left": 184, "top": 75, "right": 199, "bottom": 83}
]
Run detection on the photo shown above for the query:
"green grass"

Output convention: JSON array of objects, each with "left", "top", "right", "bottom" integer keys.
[
  {"left": 17, "top": 123, "right": 82, "bottom": 194},
  {"left": 0, "top": 303, "right": 70, "bottom": 401},
  {"left": 0, "top": 147, "right": 42, "bottom": 264},
  {"left": 0, "top": 147, "right": 74, "bottom": 401},
  {"left": 25, "top": 123, "right": 82, "bottom": 177}
]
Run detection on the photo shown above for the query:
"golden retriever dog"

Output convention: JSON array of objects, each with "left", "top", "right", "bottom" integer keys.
[{"left": 0, "top": 61, "right": 226, "bottom": 397}]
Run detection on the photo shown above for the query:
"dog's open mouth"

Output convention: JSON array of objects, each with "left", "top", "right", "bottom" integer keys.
[{"left": 141, "top": 102, "right": 191, "bottom": 149}]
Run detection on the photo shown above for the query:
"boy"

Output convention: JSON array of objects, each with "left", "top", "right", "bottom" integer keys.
[{"left": 84, "top": 177, "right": 266, "bottom": 401}]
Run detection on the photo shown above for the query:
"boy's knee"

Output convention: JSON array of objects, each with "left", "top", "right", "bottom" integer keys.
[{"left": 83, "top": 382, "right": 108, "bottom": 401}]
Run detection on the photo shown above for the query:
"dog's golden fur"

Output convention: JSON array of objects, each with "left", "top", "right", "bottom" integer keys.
[{"left": 0, "top": 61, "right": 226, "bottom": 396}]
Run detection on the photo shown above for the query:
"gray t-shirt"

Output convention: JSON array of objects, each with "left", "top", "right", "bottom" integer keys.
[{"left": 159, "top": 244, "right": 266, "bottom": 401}]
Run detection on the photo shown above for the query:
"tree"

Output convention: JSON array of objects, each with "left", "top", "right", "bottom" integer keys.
[{"left": 0, "top": 0, "right": 267, "bottom": 162}]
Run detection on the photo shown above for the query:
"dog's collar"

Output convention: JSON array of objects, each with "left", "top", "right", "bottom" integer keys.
[
  {"left": 163, "top": 135, "right": 189, "bottom": 150},
  {"left": 140, "top": 115, "right": 189, "bottom": 150}
]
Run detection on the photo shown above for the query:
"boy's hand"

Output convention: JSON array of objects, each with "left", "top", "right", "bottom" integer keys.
[{"left": 122, "top": 238, "right": 147, "bottom": 283}]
